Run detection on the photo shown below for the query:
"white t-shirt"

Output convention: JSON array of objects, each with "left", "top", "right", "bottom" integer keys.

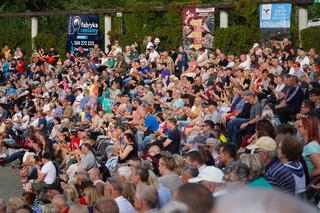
[
  {"left": 296, "top": 56, "right": 310, "bottom": 68},
  {"left": 239, "top": 60, "right": 250, "bottom": 70},
  {"left": 21, "top": 115, "right": 30, "bottom": 129},
  {"left": 149, "top": 51, "right": 159, "bottom": 62},
  {"left": 30, "top": 118, "right": 39, "bottom": 128},
  {"left": 147, "top": 42, "right": 154, "bottom": 50},
  {"left": 41, "top": 161, "right": 57, "bottom": 184}
]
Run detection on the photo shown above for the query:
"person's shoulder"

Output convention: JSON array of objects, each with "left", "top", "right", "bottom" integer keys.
[{"left": 304, "top": 141, "right": 320, "bottom": 152}]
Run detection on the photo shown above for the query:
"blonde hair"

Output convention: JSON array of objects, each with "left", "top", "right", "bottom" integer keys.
[
  {"left": 63, "top": 187, "right": 79, "bottom": 205},
  {"left": 43, "top": 204, "right": 58, "bottom": 213},
  {"left": 148, "top": 170, "right": 159, "bottom": 188},
  {"left": 84, "top": 186, "right": 101, "bottom": 206},
  {"left": 173, "top": 154, "right": 185, "bottom": 169},
  {"left": 7, "top": 197, "right": 23, "bottom": 213},
  {"left": 239, "top": 154, "right": 265, "bottom": 180},
  {"left": 122, "top": 183, "right": 136, "bottom": 206}
]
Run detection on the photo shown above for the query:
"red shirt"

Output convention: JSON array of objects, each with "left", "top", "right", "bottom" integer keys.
[
  {"left": 16, "top": 60, "right": 25, "bottom": 73},
  {"left": 71, "top": 137, "right": 80, "bottom": 151}
]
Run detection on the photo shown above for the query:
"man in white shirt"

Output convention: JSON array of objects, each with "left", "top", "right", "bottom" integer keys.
[
  {"left": 26, "top": 153, "right": 57, "bottom": 192},
  {"left": 186, "top": 151, "right": 207, "bottom": 173},
  {"left": 13, "top": 108, "right": 30, "bottom": 132},
  {"left": 44, "top": 76, "right": 54, "bottom": 89},
  {"left": 237, "top": 54, "right": 250, "bottom": 70},
  {"left": 73, "top": 88, "right": 84, "bottom": 115},
  {"left": 270, "top": 57, "right": 283, "bottom": 75},
  {"left": 104, "top": 176, "right": 135, "bottom": 213},
  {"left": 296, "top": 49, "right": 310, "bottom": 68},
  {"left": 148, "top": 46, "right": 159, "bottom": 63}
]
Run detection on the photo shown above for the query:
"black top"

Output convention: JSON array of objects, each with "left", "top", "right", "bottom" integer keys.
[
  {"left": 237, "top": 102, "right": 252, "bottom": 119},
  {"left": 164, "top": 128, "right": 181, "bottom": 154},
  {"left": 118, "top": 142, "right": 138, "bottom": 164},
  {"left": 193, "top": 84, "right": 204, "bottom": 94}
]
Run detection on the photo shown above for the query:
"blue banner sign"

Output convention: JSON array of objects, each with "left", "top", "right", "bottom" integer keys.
[
  {"left": 67, "top": 15, "right": 100, "bottom": 54},
  {"left": 260, "top": 4, "right": 292, "bottom": 29}
]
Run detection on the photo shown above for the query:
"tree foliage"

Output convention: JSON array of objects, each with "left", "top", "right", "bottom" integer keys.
[
  {"left": 214, "top": 26, "right": 258, "bottom": 55},
  {"left": 301, "top": 26, "right": 320, "bottom": 52},
  {"left": 0, "top": 0, "right": 318, "bottom": 58}
]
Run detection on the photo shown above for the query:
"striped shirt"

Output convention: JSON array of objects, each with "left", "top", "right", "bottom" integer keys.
[{"left": 264, "top": 157, "right": 295, "bottom": 194}]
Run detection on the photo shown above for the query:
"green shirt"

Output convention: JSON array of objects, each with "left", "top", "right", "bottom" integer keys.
[{"left": 248, "top": 177, "right": 272, "bottom": 189}]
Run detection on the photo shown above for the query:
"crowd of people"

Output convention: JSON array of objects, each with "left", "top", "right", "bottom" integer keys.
[{"left": 0, "top": 36, "right": 319, "bottom": 213}]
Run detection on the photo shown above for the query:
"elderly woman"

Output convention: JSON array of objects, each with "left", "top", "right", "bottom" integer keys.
[
  {"left": 239, "top": 154, "right": 272, "bottom": 189},
  {"left": 223, "top": 160, "right": 249, "bottom": 190}
]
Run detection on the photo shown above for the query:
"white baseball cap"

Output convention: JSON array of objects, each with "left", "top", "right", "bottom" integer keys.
[
  {"left": 253, "top": 43, "right": 259, "bottom": 48},
  {"left": 189, "top": 166, "right": 225, "bottom": 184}
]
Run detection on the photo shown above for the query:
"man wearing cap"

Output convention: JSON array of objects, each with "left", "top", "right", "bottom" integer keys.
[
  {"left": 247, "top": 136, "right": 295, "bottom": 194},
  {"left": 227, "top": 90, "right": 262, "bottom": 145},
  {"left": 189, "top": 166, "right": 227, "bottom": 197}
]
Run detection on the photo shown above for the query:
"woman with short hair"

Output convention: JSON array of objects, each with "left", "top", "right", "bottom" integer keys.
[{"left": 239, "top": 154, "right": 272, "bottom": 189}]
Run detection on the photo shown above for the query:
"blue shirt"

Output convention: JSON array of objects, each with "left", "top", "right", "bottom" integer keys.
[
  {"left": 5, "top": 88, "right": 16, "bottom": 96},
  {"left": 157, "top": 184, "right": 171, "bottom": 208},
  {"left": 141, "top": 65, "right": 151, "bottom": 76},
  {"left": 172, "top": 98, "right": 185, "bottom": 108},
  {"left": 264, "top": 157, "right": 295, "bottom": 194},
  {"left": 80, "top": 96, "right": 89, "bottom": 110},
  {"left": 303, "top": 141, "right": 320, "bottom": 175},
  {"left": 161, "top": 69, "right": 170, "bottom": 85},
  {"left": 144, "top": 114, "right": 159, "bottom": 132},
  {"left": 285, "top": 85, "right": 304, "bottom": 114},
  {"left": 38, "top": 117, "right": 47, "bottom": 132}
]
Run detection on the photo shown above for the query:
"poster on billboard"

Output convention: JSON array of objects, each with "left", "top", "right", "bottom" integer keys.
[
  {"left": 67, "top": 15, "right": 100, "bottom": 55},
  {"left": 260, "top": 4, "right": 292, "bottom": 41},
  {"left": 260, "top": 4, "right": 292, "bottom": 29},
  {"left": 182, "top": 7, "right": 215, "bottom": 50}
]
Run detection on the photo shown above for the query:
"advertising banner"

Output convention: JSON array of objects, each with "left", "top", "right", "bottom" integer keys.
[
  {"left": 182, "top": 7, "right": 215, "bottom": 50},
  {"left": 260, "top": 4, "right": 292, "bottom": 29},
  {"left": 67, "top": 15, "right": 100, "bottom": 54}
]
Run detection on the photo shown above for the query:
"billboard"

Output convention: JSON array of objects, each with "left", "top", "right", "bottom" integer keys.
[
  {"left": 67, "top": 15, "right": 100, "bottom": 54},
  {"left": 182, "top": 7, "right": 215, "bottom": 50},
  {"left": 260, "top": 4, "right": 292, "bottom": 29}
]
